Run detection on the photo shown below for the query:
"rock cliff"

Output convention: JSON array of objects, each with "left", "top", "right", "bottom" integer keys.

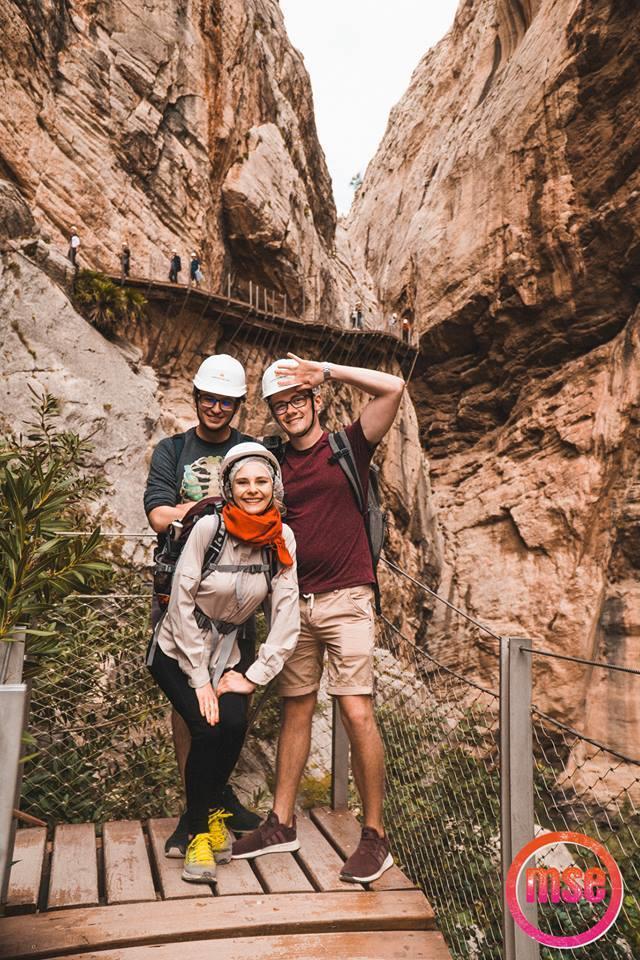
[
  {"left": 347, "top": 0, "right": 640, "bottom": 762},
  {"left": 0, "top": 0, "right": 353, "bottom": 319}
]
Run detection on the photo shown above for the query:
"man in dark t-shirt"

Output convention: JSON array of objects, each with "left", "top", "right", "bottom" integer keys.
[
  {"left": 144, "top": 353, "right": 259, "bottom": 854},
  {"left": 232, "top": 353, "right": 405, "bottom": 884}
]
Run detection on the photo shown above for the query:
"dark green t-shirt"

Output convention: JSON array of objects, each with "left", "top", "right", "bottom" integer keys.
[{"left": 143, "top": 426, "right": 253, "bottom": 515}]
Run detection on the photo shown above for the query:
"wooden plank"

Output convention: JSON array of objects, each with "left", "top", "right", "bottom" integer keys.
[
  {"left": 0, "top": 890, "right": 434, "bottom": 959},
  {"left": 103, "top": 821, "right": 156, "bottom": 905},
  {"left": 146, "top": 819, "right": 212, "bottom": 901},
  {"left": 295, "top": 812, "right": 362, "bottom": 892},
  {"left": 215, "top": 857, "right": 263, "bottom": 897},
  {"left": 311, "top": 807, "right": 416, "bottom": 891},
  {"left": 59, "top": 929, "right": 453, "bottom": 959},
  {"left": 252, "top": 850, "right": 314, "bottom": 894},
  {"left": 47, "top": 823, "right": 99, "bottom": 910},
  {"left": 6, "top": 827, "right": 47, "bottom": 913}
]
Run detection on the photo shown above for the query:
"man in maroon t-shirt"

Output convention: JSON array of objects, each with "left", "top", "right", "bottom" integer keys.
[{"left": 232, "top": 353, "right": 405, "bottom": 883}]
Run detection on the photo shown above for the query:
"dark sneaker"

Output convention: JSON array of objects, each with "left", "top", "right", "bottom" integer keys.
[
  {"left": 339, "top": 826, "right": 393, "bottom": 883},
  {"left": 231, "top": 810, "right": 300, "bottom": 860},
  {"left": 219, "top": 784, "right": 261, "bottom": 834},
  {"left": 164, "top": 810, "right": 189, "bottom": 859}
]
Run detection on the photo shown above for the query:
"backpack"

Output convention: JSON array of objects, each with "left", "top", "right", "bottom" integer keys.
[{"left": 263, "top": 429, "right": 387, "bottom": 613}]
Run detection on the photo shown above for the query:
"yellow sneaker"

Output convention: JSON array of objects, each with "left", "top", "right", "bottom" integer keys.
[
  {"left": 182, "top": 832, "right": 217, "bottom": 883},
  {"left": 208, "top": 807, "right": 233, "bottom": 864}
]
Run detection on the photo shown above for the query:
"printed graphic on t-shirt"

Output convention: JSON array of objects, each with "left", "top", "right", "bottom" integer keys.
[{"left": 180, "top": 456, "right": 224, "bottom": 502}]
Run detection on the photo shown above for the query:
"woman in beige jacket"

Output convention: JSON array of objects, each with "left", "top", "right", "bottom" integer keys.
[{"left": 147, "top": 443, "right": 299, "bottom": 883}]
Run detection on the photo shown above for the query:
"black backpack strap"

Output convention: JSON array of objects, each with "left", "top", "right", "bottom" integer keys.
[
  {"left": 201, "top": 507, "right": 227, "bottom": 577},
  {"left": 328, "top": 430, "right": 365, "bottom": 514},
  {"left": 328, "top": 430, "right": 383, "bottom": 615}
]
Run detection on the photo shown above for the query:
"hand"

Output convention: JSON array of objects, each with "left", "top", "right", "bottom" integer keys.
[
  {"left": 195, "top": 682, "right": 219, "bottom": 726},
  {"left": 217, "top": 670, "right": 256, "bottom": 696},
  {"left": 274, "top": 353, "right": 324, "bottom": 390}
]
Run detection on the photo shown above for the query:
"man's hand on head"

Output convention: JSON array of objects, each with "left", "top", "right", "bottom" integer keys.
[{"left": 274, "top": 353, "right": 324, "bottom": 390}]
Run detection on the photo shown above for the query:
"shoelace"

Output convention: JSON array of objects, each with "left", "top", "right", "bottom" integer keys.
[
  {"left": 187, "top": 832, "right": 214, "bottom": 864},
  {"left": 208, "top": 808, "right": 233, "bottom": 846}
]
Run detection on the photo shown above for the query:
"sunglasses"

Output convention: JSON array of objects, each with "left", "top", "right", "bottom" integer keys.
[
  {"left": 197, "top": 393, "right": 236, "bottom": 412},
  {"left": 271, "top": 392, "right": 313, "bottom": 417}
]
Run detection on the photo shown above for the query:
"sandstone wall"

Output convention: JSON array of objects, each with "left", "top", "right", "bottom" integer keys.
[
  {"left": 0, "top": 0, "right": 354, "bottom": 320},
  {"left": 348, "top": 0, "right": 640, "bottom": 752}
]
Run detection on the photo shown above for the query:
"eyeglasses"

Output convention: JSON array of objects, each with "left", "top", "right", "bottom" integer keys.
[
  {"left": 197, "top": 393, "right": 236, "bottom": 411},
  {"left": 271, "top": 392, "right": 312, "bottom": 417}
]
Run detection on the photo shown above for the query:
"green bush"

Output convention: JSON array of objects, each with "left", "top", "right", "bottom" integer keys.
[
  {"left": 74, "top": 270, "right": 146, "bottom": 337},
  {"left": 0, "top": 391, "right": 109, "bottom": 650}
]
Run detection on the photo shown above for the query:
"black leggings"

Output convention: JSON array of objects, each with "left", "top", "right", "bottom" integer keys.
[{"left": 148, "top": 644, "right": 248, "bottom": 835}]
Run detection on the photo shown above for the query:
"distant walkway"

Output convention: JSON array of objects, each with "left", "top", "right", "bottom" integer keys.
[{"left": 106, "top": 274, "right": 419, "bottom": 380}]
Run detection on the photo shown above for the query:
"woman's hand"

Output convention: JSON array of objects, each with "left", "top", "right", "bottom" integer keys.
[
  {"left": 195, "top": 682, "right": 219, "bottom": 726},
  {"left": 217, "top": 670, "right": 256, "bottom": 696},
  {"left": 274, "top": 353, "right": 324, "bottom": 390}
]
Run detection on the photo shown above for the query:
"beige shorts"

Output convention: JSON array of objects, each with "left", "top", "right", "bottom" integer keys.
[{"left": 278, "top": 585, "right": 376, "bottom": 697}]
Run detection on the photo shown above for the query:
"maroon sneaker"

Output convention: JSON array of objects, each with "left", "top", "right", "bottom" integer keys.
[
  {"left": 339, "top": 826, "right": 393, "bottom": 883},
  {"left": 231, "top": 810, "right": 300, "bottom": 860}
]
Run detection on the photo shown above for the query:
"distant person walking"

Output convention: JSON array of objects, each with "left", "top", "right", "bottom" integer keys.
[
  {"left": 68, "top": 227, "right": 80, "bottom": 268},
  {"left": 401, "top": 316, "right": 412, "bottom": 344},
  {"left": 190, "top": 253, "right": 203, "bottom": 288},
  {"left": 120, "top": 244, "right": 131, "bottom": 281},
  {"left": 351, "top": 301, "right": 364, "bottom": 330},
  {"left": 388, "top": 313, "right": 398, "bottom": 334},
  {"left": 169, "top": 251, "right": 182, "bottom": 284}
]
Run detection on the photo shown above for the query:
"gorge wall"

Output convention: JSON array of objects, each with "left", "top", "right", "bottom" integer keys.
[
  {"left": 347, "top": 0, "right": 640, "bottom": 782},
  {"left": 1, "top": 0, "right": 639, "bottom": 792},
  {"left": 0, "top": 0, "right": 355, "bottom": 319}
]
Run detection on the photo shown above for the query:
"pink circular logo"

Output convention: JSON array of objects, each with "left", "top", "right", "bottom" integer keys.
[{"left": 505, "top": 831, "right": 624, "bottom": 947}]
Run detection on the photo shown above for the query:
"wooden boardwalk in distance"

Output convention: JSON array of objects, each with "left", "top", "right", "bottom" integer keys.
[
  {"left": 1, "top": 808, "right": 451, "bottom": 960},
  {"left": 108, "top": 274, "right": 419, "bottom": 380}
]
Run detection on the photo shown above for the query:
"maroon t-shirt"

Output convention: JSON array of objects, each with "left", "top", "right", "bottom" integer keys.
[{"left": 281, "top": 420, "right": 375, "bottom": 595}]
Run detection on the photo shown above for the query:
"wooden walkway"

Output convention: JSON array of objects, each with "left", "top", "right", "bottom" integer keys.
[
  {"left": 1, "top": 808, "right": 450, "bottom": 959},
  {"left": 108, "top": 274, "right": 419, "bottom": 379}
]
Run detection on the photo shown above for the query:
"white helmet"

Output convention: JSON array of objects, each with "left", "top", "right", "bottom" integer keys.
[
  {"left": 219, "top": 442, "right": 284, "bottom": 502},
  {"left": 262, "top": 359, "right": 300, "bottom": 401},
  {"left": 193, "top": 354, "right": 246, "bottom": 398}
]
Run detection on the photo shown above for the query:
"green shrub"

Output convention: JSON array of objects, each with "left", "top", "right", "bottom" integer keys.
[
  {"left": 0, "top": 391, "right": 109, "bottom": 650},
  {"left": 74, "top": 270, "right": 146, "bottom": 337}
]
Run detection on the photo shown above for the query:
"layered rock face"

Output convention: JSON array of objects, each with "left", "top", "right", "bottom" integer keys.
[
  {"left": 348, "top": 0, "right": 640, "bottom": 768},
  {"left": 0, "top": 0, "right": 351, "bottom": 319}
]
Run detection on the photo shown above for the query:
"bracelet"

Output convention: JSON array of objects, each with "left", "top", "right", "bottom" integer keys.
[{"left": 322, "top": 362, "right": 332, "bottom": 381}]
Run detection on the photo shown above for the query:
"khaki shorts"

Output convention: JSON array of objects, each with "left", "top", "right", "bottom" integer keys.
[{"left": 278, "top": 585, "right": 375, "bottom": 697}]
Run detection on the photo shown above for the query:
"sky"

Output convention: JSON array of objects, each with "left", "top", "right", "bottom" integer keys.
[{"left": 279, "top": 1, "right": 460, "bottom": 215}]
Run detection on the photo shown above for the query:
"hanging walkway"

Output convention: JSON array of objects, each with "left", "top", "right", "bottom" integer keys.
[
  {"left": 105, "top": 274, "right": 419, "bottom": 380},
  {"left": 2, "top": 808, "right": 448, "bottom": 960}
]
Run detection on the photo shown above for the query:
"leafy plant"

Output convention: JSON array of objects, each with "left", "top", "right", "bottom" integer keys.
[
  {"left": 0, "top": 391, "right": 109, "bottom": 649},
  {"left": 74, "top": 270, "right": 146, "bottom": 337}
]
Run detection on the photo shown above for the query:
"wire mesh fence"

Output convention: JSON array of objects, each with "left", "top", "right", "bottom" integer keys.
[
  {"left": 21, "top": 593, "right": 182, "bottom": 824},
  {"left": 530, "top": 690, "right": 640, "bottom": 958},
  {"left": 374, "top": 614, "right": 503, "bottom": 960}
]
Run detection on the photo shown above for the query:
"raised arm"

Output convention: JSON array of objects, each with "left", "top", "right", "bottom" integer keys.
[{"left": 274, "top": 353, "right": 405, "bottom": 445}]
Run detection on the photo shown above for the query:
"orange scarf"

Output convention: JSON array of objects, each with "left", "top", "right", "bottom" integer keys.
[{"left": 222, "top": 503, "right": 294, "bottom": 568}]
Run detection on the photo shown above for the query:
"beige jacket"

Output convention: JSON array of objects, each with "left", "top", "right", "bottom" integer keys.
[{"left": 156, "top": 513, "right": 299, "bottom": 689}]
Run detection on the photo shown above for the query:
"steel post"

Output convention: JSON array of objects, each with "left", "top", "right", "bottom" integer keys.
[{"left": 500, "top": 637, "right": 539, "bottom": 960}]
